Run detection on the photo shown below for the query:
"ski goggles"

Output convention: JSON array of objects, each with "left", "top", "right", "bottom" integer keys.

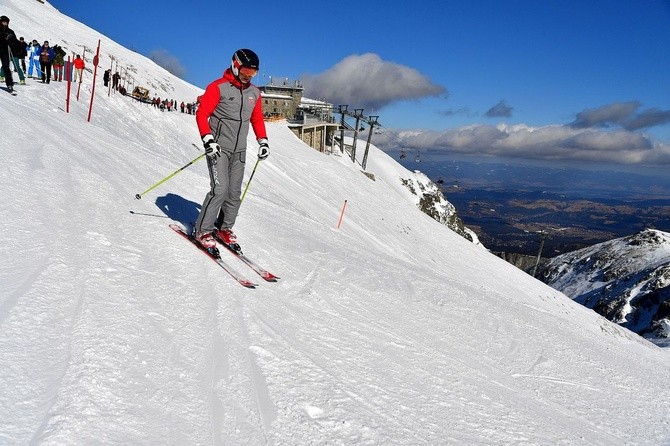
[{"left": 238, "top": 66, "right": 258, "bottom": 77}]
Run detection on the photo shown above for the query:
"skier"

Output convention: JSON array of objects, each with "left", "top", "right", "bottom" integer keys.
[
  {"left": 0, "top": 15, "right": 17, "bottom": 93},
  {"left": 193, "top": 48, "right": 269, "bottom": 251}
]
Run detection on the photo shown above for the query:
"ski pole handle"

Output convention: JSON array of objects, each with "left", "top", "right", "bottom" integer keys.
[{"left": 135, "top": 153, "right": 206, "bottom": 199}]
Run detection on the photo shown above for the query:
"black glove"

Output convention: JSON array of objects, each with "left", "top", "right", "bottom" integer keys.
[
  {"left": 202, "top": 134, "right": 220, "bottom": 158},
  {"left": 257, "top": 138, "right": 270, "bottom": 160}
]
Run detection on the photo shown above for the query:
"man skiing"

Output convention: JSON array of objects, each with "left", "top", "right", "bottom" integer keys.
[
  {"left": 193, "top": 48, "right": 269, "bottom": 252},
  {"left": 0, "top": 15, "right": 17, "bottom": 93}
]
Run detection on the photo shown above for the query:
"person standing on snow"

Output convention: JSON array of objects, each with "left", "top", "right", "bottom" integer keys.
[
  {"left": 0, "top": 15, "right": 17, "bottom": 93},
  {"left": 112, "top": 71, "right": 120, "bottom": 90},
  {"left": 193, "top": 48, "right": 269, "bottom": 252},
  {"left": 38, "top": 40, "right": 54, "bottom": 83},
  {"left": 52, "top": 45, "right": 66, "bottom": 81},
  {"left": 27, "top": 40, "right": 41, "bottom": 79},
  {"left": 16, "top": 37, "right": 27, "bottom": 73},
  {"left": 72, "top": 54, "right": 85, "bottom": 82}
]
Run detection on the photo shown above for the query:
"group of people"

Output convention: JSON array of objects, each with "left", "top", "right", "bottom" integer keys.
[
  {"left": 103, "top": 69, "right": 121, "bottom": 90},
  {"left": 148, "top": 96, "right": 197, "bottom": 114},
  {"left": 0, "top": 14, "right": 87, "bottom": 92}
]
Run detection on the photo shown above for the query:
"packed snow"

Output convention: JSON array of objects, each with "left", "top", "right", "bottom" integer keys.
[{"left": 1, "top": 1, "right": 670, "bottom": 444}]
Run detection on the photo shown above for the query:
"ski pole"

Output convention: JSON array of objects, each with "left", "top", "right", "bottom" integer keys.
[
  {"left": 240, "top": 158, "right": 260, "bottom": 203},
  {"left": 135, "top": 153, "right": 206, "bottom": 199}
]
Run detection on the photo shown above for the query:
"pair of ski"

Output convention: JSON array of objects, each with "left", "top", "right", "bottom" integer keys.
[{"left": 170, "top": 224, "right": 279, "bottom": 288}]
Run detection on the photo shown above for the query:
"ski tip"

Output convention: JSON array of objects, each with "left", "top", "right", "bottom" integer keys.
[
  {"left": 261, "top": 272, "right": 280, "bottom": 282},
  {"left": 240, "top": 280, "right": 259, "bottom": 288}
]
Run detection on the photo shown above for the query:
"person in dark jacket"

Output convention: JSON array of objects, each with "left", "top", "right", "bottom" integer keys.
[
  {"left": 38, "top": 40, "right": 54, "bottom": 83},
  {"left": 192, "top": 48, "right": 269, "bottom": 252},
  {"left": 16, "top": 36, "right": 27, "bottom": 72},
  {"left": 112, "top": 71, "right": 120, "bottom": 90},
  {"left": 52, "top": 45, "right": 66, "bottom": 81},
  {"left": 8, "top": 37, "right": 26, "bottom": 85},
  {"left": 103, "top": 68, "right": 110, "bottom": 87},
  {"left": 0, "top": 15, "right": 17, "bottom": 92}
]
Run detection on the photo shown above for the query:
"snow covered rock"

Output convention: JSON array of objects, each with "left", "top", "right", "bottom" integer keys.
[{"left": 540, "top": 229, "right": 670, "bottom": 343}]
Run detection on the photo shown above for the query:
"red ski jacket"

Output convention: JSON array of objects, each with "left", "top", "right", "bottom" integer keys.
[{"left": 196, "top": 68, "right": 267, "bottom": 153}]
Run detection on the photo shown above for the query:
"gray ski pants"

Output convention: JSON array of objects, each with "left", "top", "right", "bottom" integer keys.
[{"left": 195, "top": 150, "right": 246, "bottom": 233}]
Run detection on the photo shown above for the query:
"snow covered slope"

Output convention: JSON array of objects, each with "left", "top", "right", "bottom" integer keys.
[
  {"left": 1, "top": 1, "right": 670, "bottom": 445},
  {"left": 540, "top": 229, "right": 670, "bottom": 345}
]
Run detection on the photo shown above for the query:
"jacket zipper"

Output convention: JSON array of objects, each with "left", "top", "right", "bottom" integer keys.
[{"left": 234, "top": 85, "right": 244, "bottom": 152}]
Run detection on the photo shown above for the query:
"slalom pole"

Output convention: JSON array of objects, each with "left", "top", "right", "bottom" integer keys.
[
  {"left": 240, "top": 158, "right": 260, "bottom": 204},
  {"left": 135, "top": 153, "right": 206, "bottom": 200}
]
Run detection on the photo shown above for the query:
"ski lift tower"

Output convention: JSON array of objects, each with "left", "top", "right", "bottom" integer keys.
[
  {"left": 350, "top": 109, "right": 365, "bottom": 163},
  {"left": 336, "top": 106, "right": 381, "bottom": 169},
  {"left": 361, "top": 116, "right": 379, "bottom": 171},
  {"left": 338, "top": 104, "right": 348, "bottom": 154}
]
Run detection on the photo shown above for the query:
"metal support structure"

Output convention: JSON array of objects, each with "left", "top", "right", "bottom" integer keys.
[
  {"left": 336, "top": 106, "right": 382, "bottom": 167},
  {"left": 350, "top": 109, "right": 364, "bottom": 163},
  {"left": 361, "top": 116, "right": 378, "bottom": 171},
  {"left": 338, "top": 104, "right": 348, "bottom": 153}
]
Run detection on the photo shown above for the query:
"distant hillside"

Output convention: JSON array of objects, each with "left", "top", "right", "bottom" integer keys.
[{"left": 539, "top": 229, "right": 670, "bottom": 345}]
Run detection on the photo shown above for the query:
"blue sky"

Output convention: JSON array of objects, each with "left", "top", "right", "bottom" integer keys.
[{"left": 47, "top": 0, "right": 670, "bottom": 167}]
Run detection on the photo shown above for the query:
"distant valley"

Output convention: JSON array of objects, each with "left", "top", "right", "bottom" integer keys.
[{"left": 394, "top": 151, "right": 670, "bottom": 257}]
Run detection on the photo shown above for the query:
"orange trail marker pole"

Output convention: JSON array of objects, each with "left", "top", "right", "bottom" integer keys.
[{"left": 337, "top": 200, "right": 348, "bottom": 229}]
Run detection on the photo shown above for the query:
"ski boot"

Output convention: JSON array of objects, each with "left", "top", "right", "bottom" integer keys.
[{"left": 216, "top": 228, "right": 242, "bottom": 254}]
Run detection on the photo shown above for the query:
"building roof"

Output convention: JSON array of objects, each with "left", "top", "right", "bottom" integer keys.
[{"left": 261, "top": 92, "right": 293, "bottom": 100}]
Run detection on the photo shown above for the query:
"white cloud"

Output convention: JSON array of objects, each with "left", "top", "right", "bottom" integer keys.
[
  {"left": 377, "top": 124, "right": 670, "bottom": 165},
  {"left": 300, "top": 53, "right": 446, "bottom": 110}
]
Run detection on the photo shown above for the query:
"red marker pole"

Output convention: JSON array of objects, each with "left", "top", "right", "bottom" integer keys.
[
  {"left": 337, "top": 200, "right": 348, "bottom": 229},
  {"left": 65, "top": 56, "right": 71, "bottom": 113},
  {"left": 87, "top": 40, "right": 100, "bottom": 123}
]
